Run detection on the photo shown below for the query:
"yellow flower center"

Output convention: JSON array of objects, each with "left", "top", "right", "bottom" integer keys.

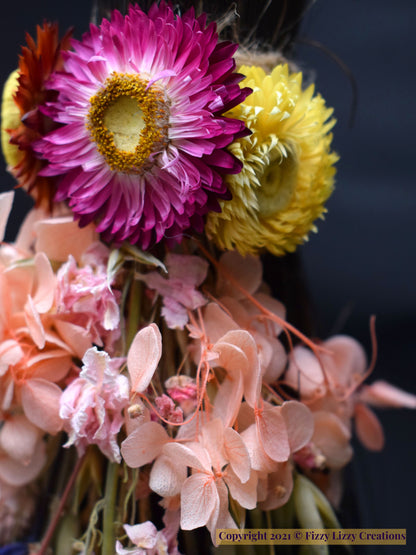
[
  {"left": 257, "top": 147, "right": 298, "bottom": 216},
  {"left": 87, "top": 73, "right": 169, "bottom": 173}
]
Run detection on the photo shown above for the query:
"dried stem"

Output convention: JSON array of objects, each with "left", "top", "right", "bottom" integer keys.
[{"left": 34, "top": 454, "right": 85, "bottom": 555}]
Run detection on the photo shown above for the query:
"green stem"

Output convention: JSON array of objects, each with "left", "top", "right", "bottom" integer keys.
[{"left": 102, "top": 462, "right": 119, "bottom": 555}]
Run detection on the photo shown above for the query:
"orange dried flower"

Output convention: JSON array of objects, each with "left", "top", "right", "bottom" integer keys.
[{"left": 3, "top": 22, "right": 72, "bottom": 208}]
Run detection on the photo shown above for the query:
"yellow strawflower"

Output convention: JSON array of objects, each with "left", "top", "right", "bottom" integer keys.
[
  {"left": 1, "top": 70, "right": 23, "bottom": 168},
  {"left": 206, "top": 64, "right": 338, "bottom": 256}
]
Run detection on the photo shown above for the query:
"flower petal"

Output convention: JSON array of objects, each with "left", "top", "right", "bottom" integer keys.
[
  {"left": 21, "top": 378, "right": 63, "bottom": 434},
  {"left": 127, "top": 324, "right": 162, "bottom": 393},
  {"left": 180, "top": 473, "right": 217, "bottom": 530},
  {"left": 121, "top": 421, "right": 169, "bottom": 468},
  {"left": 354, "top": 402, "right": 385, "bottom": 451}
]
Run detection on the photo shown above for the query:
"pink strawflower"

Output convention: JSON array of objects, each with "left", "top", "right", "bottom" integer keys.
[
  {"left": 139, "top": 253, "right": 208, "bottom": 329},
  {"left": 35, "top": 2, "right": 251, "bottom": 248},
  {"left": 59, "top": 347, "right": 129, "bottom": 462}
]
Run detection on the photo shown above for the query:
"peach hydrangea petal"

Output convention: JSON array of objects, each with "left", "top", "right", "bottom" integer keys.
[
  {"left": 281, "top": 400, "right": 314, "bottom": 453},
  {"left": 216, "top": 252, "right": 262, "bottom": 299},
  {"left": 121, "top": 421, "right": 169, "bottom": 468},
  {"left": 200, "top": 419, "right": 227, "bottom": 470},
  {"left": 354, "top": 402, "right": 385, "bottom": 451},
  {"left": 262, "top": 337, "right": 287, "bottom": 383},
  {"left": 14, "top": 206, "right": 48, "bottom": 253},
  {"left": 199, "top": 303, "right": 239, "bottom": 345},
  {"left": 206, "top": 477, "right": 236, "bottom": 544},
  {"left": 223, "top": 427, "right": 251, "bottom": 484},
  {"left": 180, "top": 473, "right": 218, "bottom": 530},
  {"left": 30, "top": 252, "right": 56, "bottom": 313},
  {"left": 323, "top": 335, "right": 367, "bottom": 387},
  {"left": 211, "top": 341, "right": 245, "bottom": 427},
  {"left": 54, "top": 320, "right": 92, "bottom": 359},
  {"left": 34, "top": 217, "right": 97, "bottom": 263},
  {"left": 359, "top": 380, "right": 416, "bottom": 409},
  {"left": 0, "top": 340, "right": 23, "bottom": 376},
  {"left": 0, "top": 439, "right": 46, "bottom": 487},
  {"left": 162, "top": 441, "right": 211, "bottom": 474},
  {"left": 225, "top": 466, "right": 258, "bottom": 509},
  {"left": 24, "top": 294, "right": 46, "bottom": 349},
  {"left": 258, "top": 462, "right": 293, "bottom": 511},
  {"left": 0, "top": 414, "right": 41, "bottom": 463},
  {"left": 0, "top": 191, "right": 14, "bottom": 242},
  {"left": 250, "top": 292, "right": 287, "bottom": 336},
  {"left": 312, "top": 411, "right": 353, "bottom": 469},
  {"left": 127, "top": 324, "right": 162, "bottom": 393},
  {"left": 258, "top": 406, "right": 291, "bottom": 462},
  {"left": 149, "top": 454, "right": 187, "bottom": 498},
  {"left": 285, "top": 346, "right": 324, "bottom": 398},
  {"left": 21, "top": 378, "right": 63, "bottom": 434},
  {"left": 3, "top": 263, "right": 34, "bottom": 317},
  {"left": 27, "top": 351, "right": 72, "bottom": 382},
  {"left": 241, "top": 423, "right": 277, "bottom": 473},
  {"left": 217, "top": 329, "right": 261, "bottom": 408}
]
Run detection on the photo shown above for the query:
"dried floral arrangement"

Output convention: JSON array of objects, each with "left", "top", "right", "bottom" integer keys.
[{"left": 0, "top": 1, "right": 415, "bottom": 554}]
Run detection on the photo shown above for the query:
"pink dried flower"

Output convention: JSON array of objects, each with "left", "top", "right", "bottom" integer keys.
[
  {"left": 59, "top": 347, "right": 129, "bottom": 462},
  {"left": 55, "top": 248, "right": 121, "bottom": 350},
  {"left": 154, "top": 395, "right": 183, "bottom": 424},
  {"left": 115, "top": 520, "right": 180, "bottom": 555},
  {"left": 35, "top": 3, "right": 250, "bottom": 248},
  {"left": 139, "top": 254, "right": 208, "bottom": 329},
  {"left": 165, "top": 375, "right": 198, "bottom": 415}
]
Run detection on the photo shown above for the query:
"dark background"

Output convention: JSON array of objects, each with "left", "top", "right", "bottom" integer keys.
[{"left": 1, "top": 1, "right": 415, "bottom": 553}]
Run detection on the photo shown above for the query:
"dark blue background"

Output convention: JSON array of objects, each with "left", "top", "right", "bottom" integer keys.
[{"left": 1, "top": 1, "right": 415, "bottom": 553}]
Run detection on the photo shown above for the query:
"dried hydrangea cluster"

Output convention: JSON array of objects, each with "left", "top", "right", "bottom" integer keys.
[{"left": 0, "top": 2, "right": 414, "bottom": 555}]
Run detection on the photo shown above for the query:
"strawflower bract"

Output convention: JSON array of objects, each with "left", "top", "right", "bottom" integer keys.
[
  {"left": 206, "top": 64, "right": 338, "bottom": 255},
  {"left": 35, "top": 2, "right": 250, "bottom": 248},
  {"left": 1, "top": 23, "right": 72, "bottom": 208}
]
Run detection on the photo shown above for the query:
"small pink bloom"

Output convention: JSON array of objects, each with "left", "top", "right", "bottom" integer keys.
[
  {"left": 59, "top": 347, "right": 129, "bottom": 462},
  {"left": 115, "top": 520, "right": 179, "bottom": 555},
  {"left": 139, "top": 254, "right": 208, "bottom": 329},
  {"left": 165, "top": 376, "right": 198, "bottom": 415},
  {"left": 154, "top": 395, "right": 183, "bottom": 424},
  {"left": 56, "top": 250, "right": 121, "bottom": 350}
]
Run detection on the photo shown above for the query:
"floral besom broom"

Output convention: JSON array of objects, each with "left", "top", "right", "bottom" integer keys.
[{"left": 0, "top": 2, "right": 415, "bottom": 554}]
